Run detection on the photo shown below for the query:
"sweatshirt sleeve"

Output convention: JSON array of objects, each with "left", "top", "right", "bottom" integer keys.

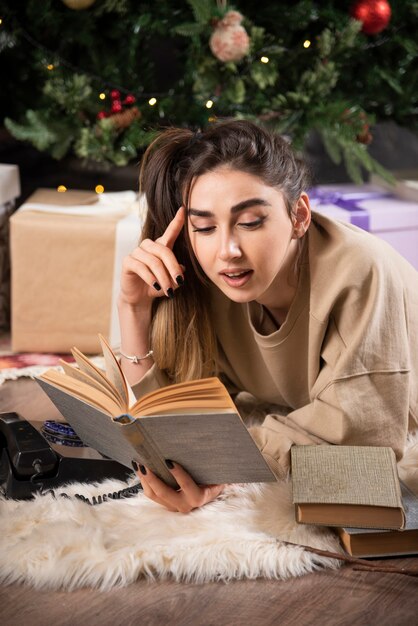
[
  {"left": 249, "top": 369, "right": 410, "bottom": 480},
  {"left": 131, "top": 363, "right": 172, "bottom": 399},
  {"left": 250, "top": 255, "right": 413, "bottom": 480}
]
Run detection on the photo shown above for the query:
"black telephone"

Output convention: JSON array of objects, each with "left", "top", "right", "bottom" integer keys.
[{"left": 0, "top": 412, "right": 133, "bottom": 500}]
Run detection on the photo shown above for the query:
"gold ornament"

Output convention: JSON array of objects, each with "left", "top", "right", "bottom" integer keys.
[{"left": 61, "top": 0, "right": 96, "bottom": 10}]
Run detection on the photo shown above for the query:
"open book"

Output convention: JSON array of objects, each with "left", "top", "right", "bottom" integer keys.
[{"left": 36, "top": 335, "right": 275, "bottom": 489}]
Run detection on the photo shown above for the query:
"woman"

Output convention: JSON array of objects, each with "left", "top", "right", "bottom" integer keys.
[{"left": 118, "top": 120, "right": 418, "bottom": 512}]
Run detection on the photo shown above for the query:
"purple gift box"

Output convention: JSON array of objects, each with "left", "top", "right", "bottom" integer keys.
[{"left": 309, "top": 184, "right": 418, "bottom": 270}]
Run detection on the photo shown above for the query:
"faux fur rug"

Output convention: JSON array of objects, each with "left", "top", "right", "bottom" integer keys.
[
  {"left": 1, "top": 432, "right": 416, "bottom": 591},
  {"left": 0, "top": 479, "right": 343, "bottom": 591}
]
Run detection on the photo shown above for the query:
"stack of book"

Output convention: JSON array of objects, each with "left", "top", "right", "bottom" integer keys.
[{"left": 291, "top": 445, "right": 418, "bottom": 558}]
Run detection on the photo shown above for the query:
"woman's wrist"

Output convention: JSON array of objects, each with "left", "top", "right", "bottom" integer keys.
[{"left": 117, "top": 295, "right": 153, "bottom": 316}]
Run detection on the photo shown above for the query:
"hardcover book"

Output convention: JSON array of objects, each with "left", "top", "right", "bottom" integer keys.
[
  {"left": 36, "top": 335, "right": 276, "bottom": 489},
  {"left": 291, "top": 445, "right": 405, "bottom": 530},
  {"left": 337, "top": 482, "right": 418, "bottom": 557}
]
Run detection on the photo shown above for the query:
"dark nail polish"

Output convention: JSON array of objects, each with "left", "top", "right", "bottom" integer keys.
[
  {"left": 176, "top": 275, "right": 184, "bottom": 286},
  {"left": 139, "top": 464, "right": 147, "bottom": 475},
  {"left": 165, "top": 459, "right": 174, "bottom": 469},
  {"left": 167, "top": 288, "right": 174, "bottom": 299},
  {"left": 153, "top": 282, "right": 161, "bottom": 291},
  {"left": 131, "top": 460, "right": 139, "bottom": 471}
]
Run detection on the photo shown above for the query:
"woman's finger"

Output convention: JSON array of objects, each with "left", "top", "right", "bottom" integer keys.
[
  {"left": 139, "top": 240, "right": 184, "bottom": 290},
  {"left": 137, "top": 474, "right": 179, "bottom": 512},
  {"left": 165, "top": 461, "right": 225, "bottom": 510},
  {"left": 157, "top": 206, "right": 185, "bottom": 249}
]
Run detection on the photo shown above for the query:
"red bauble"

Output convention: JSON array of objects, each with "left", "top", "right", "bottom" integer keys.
[{"left": 350, "top": 0, "right": 391, "bottom": 35}]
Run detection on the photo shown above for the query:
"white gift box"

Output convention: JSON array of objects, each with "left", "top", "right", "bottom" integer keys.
[
  {"left": 310, "top": 184, "right": 418, "bottom": 270},
  {"left": 0, "top": 164, "right": 21, "bottom": 330}
]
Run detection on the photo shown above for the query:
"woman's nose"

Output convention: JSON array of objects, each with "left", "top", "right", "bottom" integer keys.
[{"left": 218, "top": 233, "right": 242, "bottom": 261}]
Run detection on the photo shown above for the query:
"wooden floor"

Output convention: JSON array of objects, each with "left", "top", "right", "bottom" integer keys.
[{"left": 1, "top": 378, "right": 417, "bottom": 626}]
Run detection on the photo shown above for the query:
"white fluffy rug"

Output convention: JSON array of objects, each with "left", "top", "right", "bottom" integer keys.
[
  {"left": 1, "top": 432, "right": 416, "bottom": 591},
  {"left": 0, "top": 479, "right": 343, "bottom": 591}
]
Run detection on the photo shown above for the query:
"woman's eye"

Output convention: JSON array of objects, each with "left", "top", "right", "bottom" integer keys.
[
  {"left": 192, "top": 226, "right": 216, "bottom": 233},
  {"left": 238, "top": 218, "right": 264, "bottom": 229}
]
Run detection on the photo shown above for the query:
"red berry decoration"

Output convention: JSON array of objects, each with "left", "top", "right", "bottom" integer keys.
[
  {"left": 110, "top": 89, "right": 121, "bottom": 100},
  {"left": 96, "top": 111, "right": 107, "bottom": 120},
  {"left": 111, "top": 100, "right": 123, "bottom": 113},
  {"left": 350, "top": 0, "right": 391, "bottom": 35},
  {"left": 124, "top": 94, "right": 136, "bottom": 105}
]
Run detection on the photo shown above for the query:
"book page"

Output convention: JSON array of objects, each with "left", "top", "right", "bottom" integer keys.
[
  {"left": 71, "top": 346, "right": 124, "bottom": 404},
  {"left": 98, "top": 334, "right": 134, "bottom": 408},
  {"left": 132, "top": 377, "right": 236, "bottom": 415},
  {"left": 40, "top": 369, "right": 122, "bottom": 415},
  {"left": 59, "top": 360, "right": 121, "bottom": 400}
]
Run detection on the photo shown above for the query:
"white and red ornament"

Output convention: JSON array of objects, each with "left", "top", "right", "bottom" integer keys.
[
  {"left": 209, "top": 11, "right": 250, "bottom": 63},
  {"left": 350, "top": 0, "right": 392, "bottom": 35}
]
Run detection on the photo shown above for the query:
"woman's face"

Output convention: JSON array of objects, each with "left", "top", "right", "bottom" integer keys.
[{"left": 187, "top": 167, "right": 308, "bottom": 308}]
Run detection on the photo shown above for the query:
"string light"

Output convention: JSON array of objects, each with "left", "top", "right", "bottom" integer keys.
[
  {"left": 148, "top": 97, "right": 157, "bottom": 106},
  {"left": 303, "top": 40, "right": 311, "bottom": 48},
  {"left": 260, "top": 56, "right": 269, "bottom": 63},
  {"left": 205, "top": 100, "right": 214, "bottom": 109},
  {"left": 95, "top": 185, "right": 105, "bottom": 194},
  {"left": 57, "top": 185, "right": 67, "bottom": 192},
  {"left": 99, "top": 92, "right": 106, "bottom": 100},
  {"left": 0, "top": 18, "right": 3, "bottom": 26},
  {"left": 46, "top": 64, "right": 54, "bottom": 71}
]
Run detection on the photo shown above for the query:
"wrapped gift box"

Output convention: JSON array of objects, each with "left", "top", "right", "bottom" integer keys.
[
  {"left": 10, "top": 188, "right": 143, "bottom": 354},
  {"left": 310, "top": 183, "right": 418, "bottom": 270},
  {"left": 0, "top": 164, "right": 21, "bottom": 331}
]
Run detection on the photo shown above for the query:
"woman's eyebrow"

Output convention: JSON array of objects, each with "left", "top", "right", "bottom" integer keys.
[{"left": 188, "top": 198, "right": 271, "bottom": 218}]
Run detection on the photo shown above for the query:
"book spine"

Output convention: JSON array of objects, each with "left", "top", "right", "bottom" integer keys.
[{"left": 122, "top": 421, "right": 177, "bottom": 489}]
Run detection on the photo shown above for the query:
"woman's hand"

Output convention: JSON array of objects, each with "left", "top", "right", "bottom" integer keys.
[
  {"left": 133, "top": 460, "right": 225, "bottom": 513},
  {"left": 119, "top": 206, "right": 186, "bottom": 308}
]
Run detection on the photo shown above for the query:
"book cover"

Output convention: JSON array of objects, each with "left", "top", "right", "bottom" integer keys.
[
  {"left": 35, "top": 336, "right": 276, "bottom": 489},
  {"left": 337, "top": 482, "right": 418, "bottom": 557},
  {"left": 291, "top": 445, "right": 405, "bottom": 530}
]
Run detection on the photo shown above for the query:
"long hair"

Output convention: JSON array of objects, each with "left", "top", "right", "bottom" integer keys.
[{"left": 139, "top": 120, "right": 311, "bottom": 382}]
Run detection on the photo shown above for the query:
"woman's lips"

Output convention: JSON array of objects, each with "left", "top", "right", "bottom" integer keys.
[{"left": 220, "top": 269, "right": 253, "bottom": 288}]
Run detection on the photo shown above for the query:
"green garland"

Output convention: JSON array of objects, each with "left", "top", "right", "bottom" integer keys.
[{"left": 2, "top": 0, "right": 416, "bottom": 181}]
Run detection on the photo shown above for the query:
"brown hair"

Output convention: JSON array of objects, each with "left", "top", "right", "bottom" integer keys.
[{"left": 139, "top": 119, "right": 311, "bottom": 382}]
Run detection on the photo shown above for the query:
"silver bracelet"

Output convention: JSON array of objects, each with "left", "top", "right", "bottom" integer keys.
[{"left": 120, "top": 349, "right": 154, "bottom": 364}]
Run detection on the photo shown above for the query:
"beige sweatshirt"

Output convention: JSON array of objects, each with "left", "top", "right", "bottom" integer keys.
[{"left": 132, "top": 212, "right": 418, "bottom": 479}]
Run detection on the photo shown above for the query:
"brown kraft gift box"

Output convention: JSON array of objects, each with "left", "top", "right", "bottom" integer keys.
[{"left": 10, "top": 188, "right": 141, "bottom": 354}]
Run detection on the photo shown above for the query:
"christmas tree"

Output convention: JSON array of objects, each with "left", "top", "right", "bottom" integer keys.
[{"left": 1, "top": 0, "right": 417, "bottom": 182}]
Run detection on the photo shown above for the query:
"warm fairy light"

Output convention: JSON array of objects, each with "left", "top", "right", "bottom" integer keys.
[
  {"left": 99, "top": 92, "right": 106, "bottom": 100},
  {"left": 303, "top": 40, "right": 311, "bottom": 48},
  {"left": 148, "top": 97, "right": 157, "bottom": 106},
  {"left": 208, "top": 116, "right": 217, "bottom": 122},
  {"left": 47, "top": 64, "right": 55, "bottom": 71},
  {"left": 260, "top": 56, "right": 269, "bottom": 63},
  {"left": 0, "top": 18, "right": 3, "bottom": 25},
  {"left": 95, "top": 185, "right": 105, "bottom": 194},
  {"left": 57, "top": 185, "right": 67, "bottom": 192},
  {"left": 205, "top": 100, "right": 214, "bottom": 109}
]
